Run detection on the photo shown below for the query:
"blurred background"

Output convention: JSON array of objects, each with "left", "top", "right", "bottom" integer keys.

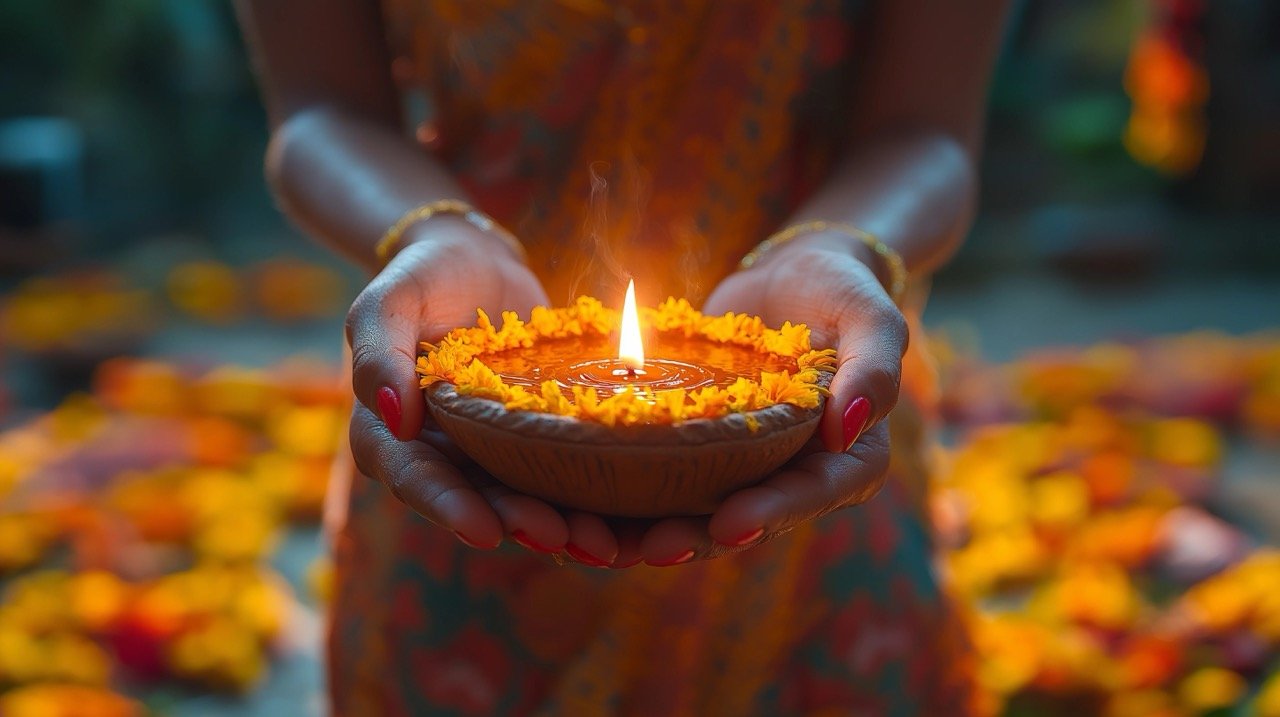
[{"left": 1, "top": 1, "right": 1278, "bottom": 715}]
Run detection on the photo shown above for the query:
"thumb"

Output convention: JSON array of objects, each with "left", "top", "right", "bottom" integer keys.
[
  {"left": 817, "top": 284, "right": 908, "bottom": 454},
  {"left": 344, "top": 245, "right": 447, "bottom": 442}
]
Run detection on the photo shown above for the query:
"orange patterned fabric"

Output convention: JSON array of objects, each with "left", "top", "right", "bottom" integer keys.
[
  {"left": 326, "top": 2, "right": 981, "bottom": 714},
  {"left": 382, "top": 0, "right": 863, "bottom": 304}
]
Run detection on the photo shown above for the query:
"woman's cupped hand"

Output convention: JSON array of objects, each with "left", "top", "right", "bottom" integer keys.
[
  {"left": 631, "top": 236, "right": 909, "bottom": 565},
  {"left": 347, "top": 220, "right": 560, "bottom": 550},
  {"left": 346, "top": 220, "right": 647, "bottom": 564}
]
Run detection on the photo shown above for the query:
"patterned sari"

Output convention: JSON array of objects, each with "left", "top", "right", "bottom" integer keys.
[{"left": 327, "top": 2, "right": 980, "bottom": 714}]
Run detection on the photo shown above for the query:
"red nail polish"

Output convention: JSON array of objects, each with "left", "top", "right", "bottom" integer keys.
[
  {"left": 377, "top": 386, "right": 402, "bottom": 437},
  {"left": 455, "top": 531, "right": 495, "bottom": 550},
  {"left": 565, "top": 543, "right": 611, "bottom": 568},
  {"left": 841, "top": 397, "right": 872, "bottom": 452},
  {"left": 646, "top": 549, "right": 695, "bottom": 567},
  {"left": 724, "top": 527, "right": 765, "bottom": 547},
  {"left": 511, "top": 530, "right": 558, "bottom": 555},
  {"left": 611, "top": 555, "right": 643, "bottom": 569}
]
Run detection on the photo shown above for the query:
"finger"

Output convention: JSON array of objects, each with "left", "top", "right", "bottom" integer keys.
[
  {"left": 639, "top": 515, "right": 754, "bottom": 566},
  {"left": 640, "top": 516, "right": 707, "bottom": 567},
  {"left": 609, "top": 519, "right": 648, "bottom": 569},
  {"left": 818, "top": 280, "right": 908, "bottom": 454},
  {"left": 700, "top": 269, "right": 757, "bottom": 317},
  {"left": 417, "top": 425, "right": 476, "bottom": 467},
  {"left": 563, "top": 511, "right": 618, "bottom": 568},
  {"left": 346, "top": 252, "right": 430, "bottom": 442},
  {"left": 709, "top": 421, "right": 891, "bottom": 547},
  {"left": 349, "top": 402, "right": 503, "bottom": 548},
  {"left": 473, "top": 478, "right": 569, "bottom": 555}
]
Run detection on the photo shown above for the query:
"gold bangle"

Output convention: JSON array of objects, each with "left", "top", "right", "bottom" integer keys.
[
  {"left": 374, "top": 199, "right": 527, "bottom": 266},
  {"left": 739, "top": 220, "right": 907, "bottom": 305}
]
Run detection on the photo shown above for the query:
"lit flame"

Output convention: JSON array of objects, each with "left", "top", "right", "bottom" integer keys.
[{"left": 618, "top": 279, "right": 645, "bottom": 370}]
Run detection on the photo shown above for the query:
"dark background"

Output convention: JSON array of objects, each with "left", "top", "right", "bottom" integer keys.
[{"left": 2, "top": 1, "right": 1277, "bottom": 267}]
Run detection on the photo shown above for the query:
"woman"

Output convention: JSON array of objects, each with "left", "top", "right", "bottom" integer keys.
[{"left": 237, "top": 1, "right": 1007, "bottom": 714}]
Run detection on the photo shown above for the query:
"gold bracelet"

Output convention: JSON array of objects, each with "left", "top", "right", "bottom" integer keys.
[
  {"left": 374, "top": 199, "right": 527, "bottom": 266},
  {"left": 739, "top": 220, "right": 907, "bottom": 305}
]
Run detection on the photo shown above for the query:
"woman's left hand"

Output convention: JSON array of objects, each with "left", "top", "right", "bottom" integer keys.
[{"left": 626, "top": 236, "right": 909, "bottom": 566}]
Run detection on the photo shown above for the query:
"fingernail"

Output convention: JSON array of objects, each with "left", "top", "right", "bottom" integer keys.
[
  {"left": 565, "top": 543, "right": 611, "bottom": 568},
  {"left": 511, "top": 530, "right": 559, "bottom": 555},
  {"left": 722, "top": 527, "right": 764, "bottom": 547},
  {"left": 841, "top": 396, "right": 872, "bottom": 452},
  {"left": 455, "top": 531, "right": 497, "bottom": 550},
  {"left": 646, "top": 549, "right": 695, "bottom": 567},
  {"left": 377, "top": 386, "right": 402, "bottom": 437},
  {"left": 611, "top": 555, "right": 643, "bottom": 569}
]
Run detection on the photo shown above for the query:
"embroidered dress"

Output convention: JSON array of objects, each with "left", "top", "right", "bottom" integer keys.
[{"left": 327, "top": 2, "right": 980, "bottom": 714}]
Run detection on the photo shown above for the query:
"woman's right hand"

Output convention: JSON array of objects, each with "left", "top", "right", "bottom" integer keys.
[{"left": 345, "top": 219, "right": 572, "bottom": 552}]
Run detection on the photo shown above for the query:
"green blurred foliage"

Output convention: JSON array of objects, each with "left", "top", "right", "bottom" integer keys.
[{"left": 0, "top": 0, "right": 272, "bottom": 240}]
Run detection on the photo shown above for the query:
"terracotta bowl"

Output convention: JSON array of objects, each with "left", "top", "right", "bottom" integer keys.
[{"left": 424, "top": 374, "right": 829, "bottom": 518}]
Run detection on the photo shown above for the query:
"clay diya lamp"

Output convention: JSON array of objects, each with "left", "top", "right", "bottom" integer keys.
[{"left": 417, "top": 281, "right": 836, "bottom": 517}]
